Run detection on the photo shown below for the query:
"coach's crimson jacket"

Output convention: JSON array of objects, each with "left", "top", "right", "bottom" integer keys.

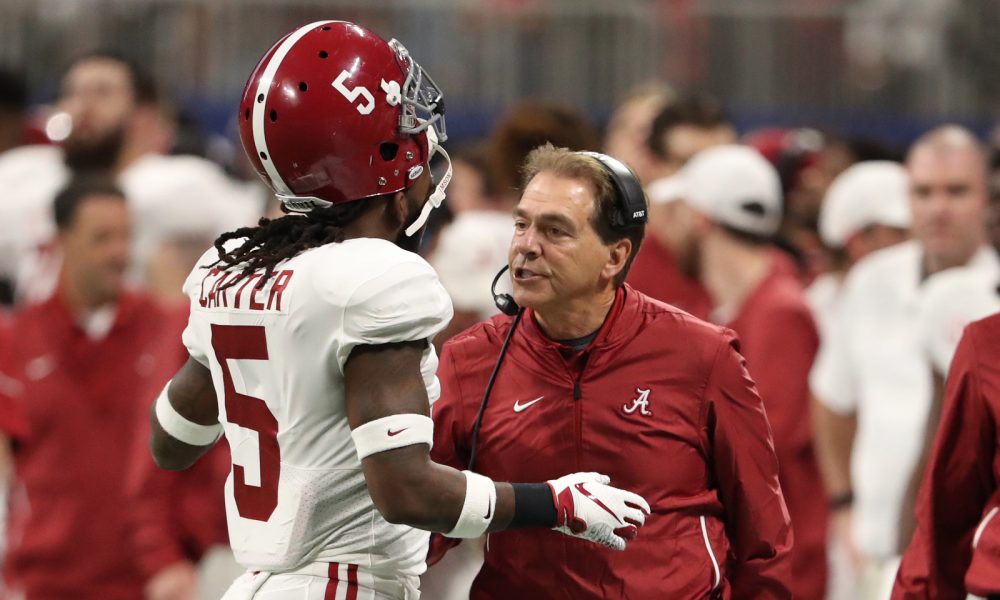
[
  {"left": 431, "top": 285, "right": 793, "bottom": 599},
  {"left": 893, "top": 312, "right": 1000, "bottom": 599}
]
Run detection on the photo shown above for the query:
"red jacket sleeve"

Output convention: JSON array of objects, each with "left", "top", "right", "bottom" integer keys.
[
  {"left": 704, "top": 333, "right": 793, "bottom": 599},
  {"left": 431, "top": 340, "right": 472, "bottom": 471},
  {"left": 892, "top": 325, "right": 993, "bottom": 600},
  {"left": 427, "top": 340, "right": 472, "bottom": 565}
]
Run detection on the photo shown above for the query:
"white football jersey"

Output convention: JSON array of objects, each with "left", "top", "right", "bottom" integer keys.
[{"left": 181, "top": 237, "right": 453, "bottom": 577}]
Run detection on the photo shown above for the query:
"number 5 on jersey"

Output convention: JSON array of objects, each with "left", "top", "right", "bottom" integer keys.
[{"left": 211, "top": 324, "right": 280, "bottom": 521}]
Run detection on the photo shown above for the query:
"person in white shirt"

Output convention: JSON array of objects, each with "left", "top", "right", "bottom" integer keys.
[
  {"left": 808, "top": 161, "right": 912, "bottom": 600},
  {"left": 807, "top": 161, "right": 911, "bottom": 341},
  {"left": 149, "top": 21, "right": 649, "bottom": 600},
  {"left": 810, "top": 126, "right": 1000, "bottom": 600}
]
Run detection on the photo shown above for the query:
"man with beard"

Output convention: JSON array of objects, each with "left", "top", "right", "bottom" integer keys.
[
  {"left": 147, "top": 23, "right": 648, "bottom": 599},
  {"left": 0, "top": 51, "right": 258, "bottom": 304}
]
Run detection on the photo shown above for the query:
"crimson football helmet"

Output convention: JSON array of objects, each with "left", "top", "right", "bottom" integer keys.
[{"left": 238, "top": 20, "right": 451, "bottom": 236}]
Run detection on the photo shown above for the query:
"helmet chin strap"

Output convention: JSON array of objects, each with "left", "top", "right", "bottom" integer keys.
[{"left": 404, "top": 135, "right": 452, "bottom": 238}]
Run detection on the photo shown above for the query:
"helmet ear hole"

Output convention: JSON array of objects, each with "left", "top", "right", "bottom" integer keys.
[{"left": 379, "top": 142, "right": 399, "bottom": 162}]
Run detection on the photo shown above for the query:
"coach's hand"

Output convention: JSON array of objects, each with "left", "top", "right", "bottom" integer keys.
[{"left": 547, "top": 472, "right": 650, "bottom": 551}]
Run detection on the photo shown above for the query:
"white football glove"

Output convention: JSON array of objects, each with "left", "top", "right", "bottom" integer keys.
[{"left": 547, "top": 472, "right": 650, "bottom": 551}]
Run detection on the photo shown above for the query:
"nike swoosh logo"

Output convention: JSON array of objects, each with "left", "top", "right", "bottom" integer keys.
[
  {"left": 574, "top": 482, "right": 622, "bottom": 524},
  {"left": 387, "top": 428, "right": 408, "bottom": 437},
  {"left": 513, "top": 396, "right": 544, "bottom": 413}
]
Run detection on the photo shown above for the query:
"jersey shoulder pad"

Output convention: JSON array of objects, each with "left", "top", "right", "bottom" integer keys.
[{"left": 311, "top": 239, "right": 453, "bottom": 370}]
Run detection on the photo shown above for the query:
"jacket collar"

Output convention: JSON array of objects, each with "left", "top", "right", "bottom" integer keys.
[{"left": 519, "top": 284, "right": 643, "bottom": 356}]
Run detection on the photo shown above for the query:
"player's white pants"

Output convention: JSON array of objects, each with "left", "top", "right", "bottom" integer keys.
[{"left": 221, "top": 562, "right": 420, "bottom": 600}]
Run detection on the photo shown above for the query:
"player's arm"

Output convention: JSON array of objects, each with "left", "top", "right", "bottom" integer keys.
[
  {"left": 149, "top": 357, "right": 222, "bottom": 471},
  {"left": 344, "top": 340, "right": 650, "bottom": 550}
]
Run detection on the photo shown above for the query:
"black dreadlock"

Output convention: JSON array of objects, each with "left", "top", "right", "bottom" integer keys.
[{"left": 209, "top": 196, "right": 388, "bottom": 287}]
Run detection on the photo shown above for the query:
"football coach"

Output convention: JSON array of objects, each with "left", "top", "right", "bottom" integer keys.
[{"left": 428, "top": 143, "right": 793, "bottom": 599}]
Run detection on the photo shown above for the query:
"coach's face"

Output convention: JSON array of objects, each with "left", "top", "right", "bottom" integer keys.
[{"left": 509, "top": 171, "right": 618, "bottom": 312}]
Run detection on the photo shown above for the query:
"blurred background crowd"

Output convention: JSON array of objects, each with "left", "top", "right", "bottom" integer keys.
[{"left": 0, "top": 0, "right": 998, "bottom": 599}]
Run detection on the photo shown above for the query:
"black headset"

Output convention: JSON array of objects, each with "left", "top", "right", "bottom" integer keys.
[{"left": 468, "top": 152, "right": 647, "bottom": 470}]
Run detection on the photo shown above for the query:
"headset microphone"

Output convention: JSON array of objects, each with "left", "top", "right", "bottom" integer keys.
[
  {"left": 491, "top": 265, "right": 520, "bottom": 317},
  {"left": 469, "top": 264, "right": 523, "bottom": 470}
]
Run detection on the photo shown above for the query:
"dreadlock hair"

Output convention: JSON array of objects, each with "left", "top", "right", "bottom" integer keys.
[{"left": 210, "top": 195, "right": 391, "bottom": 287}]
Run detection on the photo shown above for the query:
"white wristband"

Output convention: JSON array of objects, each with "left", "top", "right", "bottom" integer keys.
[
  {"left": 350, "top": 414, "right": 434, "bottom": 461},
  {"left": 445, "top": 470, "right": 497, "bottom": 539},
  {"left": 154, "top": 384, "right": 223, "bottom": 446}
]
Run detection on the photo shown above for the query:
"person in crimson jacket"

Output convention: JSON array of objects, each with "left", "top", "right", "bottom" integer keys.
[
  {"left": 0, "top": 177, "right": 229, "bottom": 599},
  {"left": 429, "top": 144, "right": 792, "bottom": 599},
  {"left": 892, "top": 310, "right": 1000, "bottom": 600},
  {"left": 651, "top": 144, "right": 828, "bottom": 599},
  {"left": 124, "top": 304, "right": 233, "bottom": 600}
]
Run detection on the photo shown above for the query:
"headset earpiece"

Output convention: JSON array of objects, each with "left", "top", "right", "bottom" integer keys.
[{"left": 576, "top": 151, "right": 648, "bottom": 230}]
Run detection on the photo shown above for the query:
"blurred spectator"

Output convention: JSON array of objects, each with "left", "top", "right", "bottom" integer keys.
[
  {"left": 653, "top": 145, "right": 827, "bottom": 599},
  {"left": 747, "top": 131, "right": 902, "bottom": 284},
  {"left": 0, "top": 177, "right": 181, "bottom": 598},
  {"left": 0, "top": 51, "right": 262, "bottom": 306},
  {"left": 807, "top": 161, "right": 911, "bottom": 600},
  {"left": 745, "top": 127, "right": 830, "bottom": 279},
  {"left": 430, "top": 144, "right": 512, "bottom": 344},
  {"left": 602, "top": 81, "right": 674, "bottom": 185},
  {"left": 627, "top": 92, "right": 735, "bottom": 319},
  {"left": 810, "top": 125, "right": 1000, "bottom": 600},
  {"left": 647, "top": 92, "right": 736, "bottom": 176},
  {"left": 0, "top": 68, "right": 27, "bottom": 156},
  {"left": 0, "top": 176, "right": 233, "bottom": 599},
  {"left": 807, "top": 161, "right": 911, "bottom": 340},
  {"left": 486, "top": 101, "right": 600, "bottom": 205}
]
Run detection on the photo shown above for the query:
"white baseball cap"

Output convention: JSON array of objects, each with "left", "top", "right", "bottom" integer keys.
[
  {"left": 648, "top": 144, "right": 782, "bottom": 237},
  {"left": 818, "top": 161, "right": 910, "bottom": 249}
]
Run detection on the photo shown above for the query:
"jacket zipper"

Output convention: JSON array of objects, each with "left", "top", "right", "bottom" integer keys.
[
  {"left": 572, "top": 353, "right": 589, "bottom": 472},
  {"left": 700, "top": 515, "right": 721, "bottom": 591},
  {"left": 973, "top": 506, "right": 999, "bottom": 549}
]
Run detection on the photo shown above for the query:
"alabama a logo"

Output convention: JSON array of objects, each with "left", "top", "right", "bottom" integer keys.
[{"left": 623, "top": 388, "right": 652, "bottom": 416}]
